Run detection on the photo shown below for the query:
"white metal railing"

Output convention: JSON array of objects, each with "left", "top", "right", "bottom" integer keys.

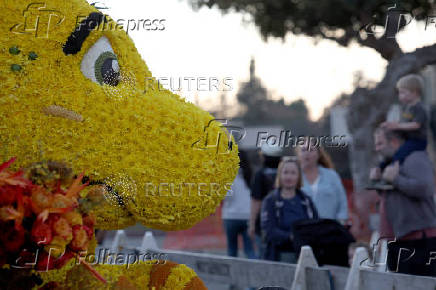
[{"left": 108, "top": 230, "right": 436, "bottom": 290}]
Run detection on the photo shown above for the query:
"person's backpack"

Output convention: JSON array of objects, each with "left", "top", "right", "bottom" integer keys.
[{"left": 291, "top": 219, "right": 355, "bottom": 266}]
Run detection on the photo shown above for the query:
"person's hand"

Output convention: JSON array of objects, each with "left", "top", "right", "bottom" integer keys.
[
  {"left": 382, "top": 161, "right": 400, "bottom": 183},
  {"left": 381, "top": 121, "right": 399, "bottom": 130},
  {"left": 369, "top": 167, "right": 381, "bottom": 181}
]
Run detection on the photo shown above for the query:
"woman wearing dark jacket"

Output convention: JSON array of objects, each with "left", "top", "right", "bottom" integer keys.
[{"left": 261, "top": 156, "right": 318, "bottom": 262}]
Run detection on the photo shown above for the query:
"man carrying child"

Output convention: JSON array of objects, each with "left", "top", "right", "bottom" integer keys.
[
  {"left": 369, "top": 74, "right": 436, "bottom": 277},
  {"left": 370, "top": 74, "right": 428, "bottom": 190}
]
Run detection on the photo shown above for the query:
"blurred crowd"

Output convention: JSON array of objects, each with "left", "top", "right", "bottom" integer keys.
[
  {"left": 222, "top": 141, "right": 352, "bottom": 266},
  {"left": 221, "top": 74, "right": 436, "bottom": 278}
]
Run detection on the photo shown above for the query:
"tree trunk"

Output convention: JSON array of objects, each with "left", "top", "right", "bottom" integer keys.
[{"left": 348, "top": 43, "right": 436, "bottom": 192}]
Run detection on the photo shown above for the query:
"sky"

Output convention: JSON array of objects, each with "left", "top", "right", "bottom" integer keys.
[{"left": 87, "top": 0, "right": 436, "bottom": 120}]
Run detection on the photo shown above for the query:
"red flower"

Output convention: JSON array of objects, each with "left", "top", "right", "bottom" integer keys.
[
  {"left": 0, "top": 158, "right": 31, "bottom": 187},
  {"left": 21, "top": 195, "right": 34, "bottom": 217},
  {"left": 54, "top": 250, "right": 75, "bottom": 269},
  {"left": 14, "top": 249, "right": 38, "bottom": 268},
  {"left": 0, "top": 222, "right": 25, "bottom": 252},
  {"left": 0, "top": 185, "right": 17, "bottom": 206},
  {"left": 0, "top": 206, "right": 21, "bottom": 221},
  {"left": 82, "top": 225, "right": 93, "bottom": 238},
  {"left": 36, "top": 251, "right": 56, "bottom": 271},
  {"left": 37, "top": 250, "right": 75, "bottom": 271},
  {"left": 65, "top": 173, "right": 88, "bottom": 200},
  {"left": 82, "top": 213, "right": 96, "bottom": 229},
  {"left": 31, "top": 220, "right": 53, "bottom": 245},
  {"left": 70, "top": 225, "right": 89, "bottom": 251},
  {"left": 0, "top": 157, "right": 17, "bottom": 173},
  {"left": 31, "top": 187, "right": 53, "bottom": 214},
  {"left": 0, "top": 158, "right": 97, "bottom": 276},
  {"left": 52, "top": 217, "right": 72, "bottom": 241}
]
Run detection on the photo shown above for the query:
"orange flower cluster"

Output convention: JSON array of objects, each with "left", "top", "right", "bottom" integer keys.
[{"left": 0, "top": 157, "right": 95, "bottom": 274}]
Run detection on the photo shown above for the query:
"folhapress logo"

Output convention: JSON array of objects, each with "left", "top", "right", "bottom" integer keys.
[
  {"left": 10, "top": 3, "right": 65, "bottom": 38},
  {"left": 192, "top": 119, "right": 246, "bottom": 155}
]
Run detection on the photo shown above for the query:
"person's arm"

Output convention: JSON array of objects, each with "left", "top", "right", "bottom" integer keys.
[
  {"left": 394, "top": 121, "right": 421, "bottom": 131},
  {"left": 392, "top": 156, "right": 432, "bottom": 199},
  {"left": 369, "top": 167, "right": 381, "bottom": 181},
  {"left": 392, "top": 105, "right": 427, "bottom": 132},
  {"left": 307, "top": 195, "right": 319, "bottom": 220},
  {"left": 248, "top": 198, "right": 261, "bottom": 238},
  {"left": 249, "top": 171, "right": 263, "bottom": 238},
  {"left": 381, "top": 121, "right": 420, "bottom": 131},
  {"left": 332, "top": 171, "right": 349, "bottom": 222},
  {"left": 260, "top": 197, "right": 291, "bottom": 244}
]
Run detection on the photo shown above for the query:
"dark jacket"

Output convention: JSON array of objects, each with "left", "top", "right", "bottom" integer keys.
[
  {"left": 251, "top": 167, "right": 278, "bottom": 235},
  {"left": 261, "top": 188, "right": 319, "bottom": 261}
]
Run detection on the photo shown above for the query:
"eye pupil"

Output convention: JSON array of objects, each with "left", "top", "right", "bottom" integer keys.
[
  {"left": 94, "top": 51, "right": 120, "bottom": 86},
  {"left": 102, "top": 58, "right": 120, "bottom": 86}
]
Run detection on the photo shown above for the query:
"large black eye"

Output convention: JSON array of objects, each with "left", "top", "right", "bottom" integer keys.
[
  {"left": 95, "top": 51, "right": 120, "bottom": 86},
  {"left": 80, "top": 36, "right": 120, "bottom": 87}
]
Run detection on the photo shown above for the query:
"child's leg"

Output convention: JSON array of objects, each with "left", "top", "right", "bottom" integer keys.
[{"left": 391, "top": 139, "right": 427, "bottom": 165}]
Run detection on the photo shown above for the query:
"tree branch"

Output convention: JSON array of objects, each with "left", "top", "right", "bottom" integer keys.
[{"left": 356, "top": 33, "right": 403, "bottom": 60}]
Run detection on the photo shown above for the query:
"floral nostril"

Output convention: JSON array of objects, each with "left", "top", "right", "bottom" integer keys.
[{"left": 42, "top": 105, "right": 83, "bottom": 122}]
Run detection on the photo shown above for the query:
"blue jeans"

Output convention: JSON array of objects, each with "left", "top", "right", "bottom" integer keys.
[
  {"left": 223, "top": 219, "right": 256, "bottom": 259},
  {"left": 380, "top": 138, "right": 427, "bottom": 170}
]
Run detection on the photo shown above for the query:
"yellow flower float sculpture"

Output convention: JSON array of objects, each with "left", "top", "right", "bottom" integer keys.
[{"left": 0, "top": 0, "right": 239, "bottom": 288}]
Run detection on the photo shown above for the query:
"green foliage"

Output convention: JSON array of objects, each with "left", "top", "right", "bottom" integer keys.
[{"left": 189, "top": 0, "right": 433, "bottom": 47}]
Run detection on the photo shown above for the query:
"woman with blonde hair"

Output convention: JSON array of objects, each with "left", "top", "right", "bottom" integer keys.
[
  {"left": 260, "top": 157, "right": 318, "bottom": 262},
  {"left": 296, "top": 142, "right": 348, "bottom": 224}
]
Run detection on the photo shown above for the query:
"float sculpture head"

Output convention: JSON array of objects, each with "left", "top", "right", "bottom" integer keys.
[{"left": 0, "top": 0, "right": 239, "bottom": 231}]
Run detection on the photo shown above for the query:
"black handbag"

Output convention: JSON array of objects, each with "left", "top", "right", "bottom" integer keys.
[{"left": 291, "top": 218, "right": 355, "bottom": 266}]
